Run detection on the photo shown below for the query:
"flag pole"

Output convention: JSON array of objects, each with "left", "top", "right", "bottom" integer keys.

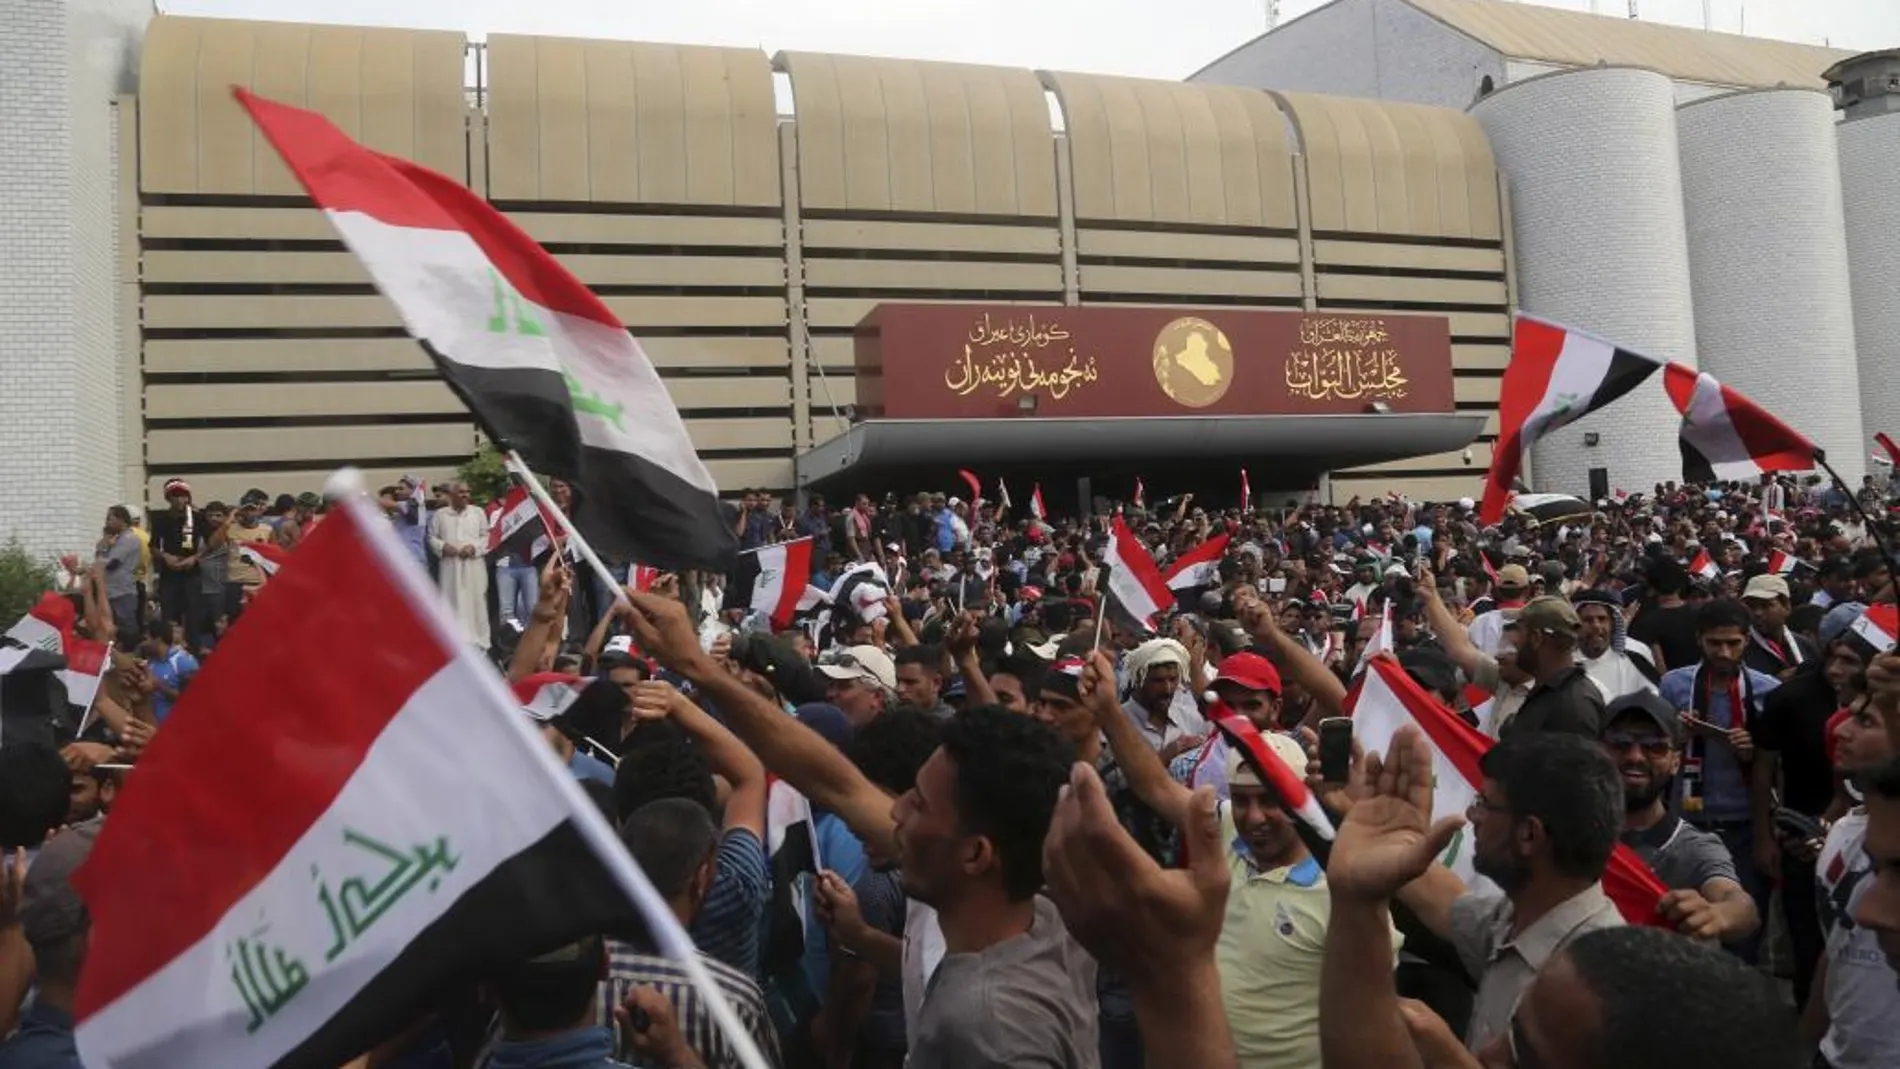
[
  {"left": 502, "top": 450, "right": 630, "bottom": 608},
  {"left": 1091, "top": 589, "right": 1109, "bottom": 652},
  {"left": 1815, "top": 450, "right": 1900, "bottom": 606},
  {"left": 71, "top": 640, "right": 114, "bottom": 739}
]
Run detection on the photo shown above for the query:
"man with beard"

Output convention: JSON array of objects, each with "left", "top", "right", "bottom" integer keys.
[
  {"left": 1808, "top": 696, "right": 1900, "bottom": 1069},
  {"left": 1500, "top": 597, "right": 1605, "bottom": 739},
  {"left": 1660, "top": 598, "right": 1780, "bottom": 964},
  {"left": 1571, "top": 588, "right": 1654, "bottom": 701},
  {"left": 1387, "top": 732, "right": 1626, "bottom": 1053},
  {"left": 1600, "top": 692, "right": 1759, "bottom": 944},
  {"left": 616, "top": 590, "right": 1100, "bottom": 1069}
]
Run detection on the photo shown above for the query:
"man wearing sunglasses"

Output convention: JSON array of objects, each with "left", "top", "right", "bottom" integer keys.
[{"left": 1601, "top": 692, "right": 1759, "bottom": 945}]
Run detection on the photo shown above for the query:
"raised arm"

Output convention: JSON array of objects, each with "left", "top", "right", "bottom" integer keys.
[
  {"left": 1078, "top": 650, "right": 1194, "bottom": 828},
  {"left": 943, "top": 612, "right": 998, "bottom": 708},
  {"left": 507, "top": 559, "right": 569, "bottom": 683},
  {"left": 881, "top": 595, "right": 920, "bottom": 649},
  {"left": 1238, "top": 599, "right": 1349, "bottom": 721},
  {"left": 622, "top": 591, "right": 898, "bottom": 858},
  {"left": 1415, "top": 565, "right": 1489, "bottom": 680},
  {"left": 632, "top": 680, "right": 766, "bottom": 841}
]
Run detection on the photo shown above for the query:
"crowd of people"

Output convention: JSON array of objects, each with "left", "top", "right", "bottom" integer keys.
[{"left": 6, "top": 468, "right": 1900, "bottom": 1069}]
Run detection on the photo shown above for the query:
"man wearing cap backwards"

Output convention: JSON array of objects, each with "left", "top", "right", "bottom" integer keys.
[
  {"left": 0, "top": 818, "right": 102, "bottom": 1068},
  {"left": 1741, "top": 573, "right": 1819, "bottom": 680},
  {"left": 147, "top": 477, "right": 210, "bottom": 648},
  {"left": 1600, "top": 691, "right": 1759, "bottom": 945},
  {"left": 815, "top": 645, "right": 897, "bottom": 730},
  {"left": 1077, "top": 650, "right": 1398, "bottom": 1069}
]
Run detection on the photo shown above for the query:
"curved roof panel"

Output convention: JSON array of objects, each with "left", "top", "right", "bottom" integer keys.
[
  {"left": 1405, "top": 0, "right": 1850, "bottom": 90},
  {"left": 1040, "top": 72, "right": 1297, "bottom": 229},
  {"left": 777, "top": 52, "right": 1056, "bottom": 216},
  {"left": 138, "top": 15, "right": 467, "bottom": 194},
  {"left": 1272, "top": 90, "right": 1500, "bottom": 240},
  {"left": 486, "top": 36, "right": 779, "bottom": 206}
]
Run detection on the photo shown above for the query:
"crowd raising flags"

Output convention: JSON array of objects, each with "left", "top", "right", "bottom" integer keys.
[
  {"left": 235, "top": 89, "right": 736, "bottom": 575},
  {"left": 1483, "top": 314, "right": 1824, "bottom": 526},
  {"left": 69, "top": 485, "right": 769, "bottom": 1069}
]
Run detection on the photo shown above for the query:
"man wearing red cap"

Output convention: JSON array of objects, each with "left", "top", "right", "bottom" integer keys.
[
  {"left": 1170, "top": 652, "right": 1285, "bottom": 797},
  {"left": 147, "top": 478, "right": 210, "bottom": 648}
]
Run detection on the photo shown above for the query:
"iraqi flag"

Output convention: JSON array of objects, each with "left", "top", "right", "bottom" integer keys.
[
  {"left": 1029, "top": 483, "right": 1047, "bottom": 522},
  {"left": 70, "top": 487, "right": 768, "bottom": 1069},
  {"left": 1164, "top": 533, "right": 1230, "bottom": 594},
  {"left": 235, "top": 542, "right": 290, "bottom": 582},
  {"left": 1765, "top": 549, "right": 1812, "bottom": 578},
  {"left": 1210, "top": 713, "right": 1334, "bottom": 862},
  {"left": 1688, "top": 548, "right": 1721, "bottom": 582},
  {"left": 1876, "top": 432, "right": 1900, "bottom": 469},
  {"left": 1481, "top": 316, "right": 1663, "bottom": 524},
  {"left": 743, "top": 537, "right": 825, "bottom": 631},
  {"left": 1664, "top": 364, "right": 1816, "bottom": 483},
  {"left": 956, "top": 469, "right": 984, "bottom": 514},
  {"left": 1348, "top": 655, "right": 1669, "bottom": 924},
  {"left": 1132, "top": 477, "right": 1146, "bottom": 511},
  {"left": 1848, "top": 604, "right": 1898, "bottom": 654},
  {"left": 996, "top": 479, "right": 1013, "bottom": 511},
  {"left": 762, "top": 778, "right": 823, "bottom": 978},
  {"left": 484, "top": 485, "right": 557, "bottom": 562},
  {"left": 1103, "top": 515, "right": 1174, "bottom": 632},
  {"left": 5, "top": 592, "right": 108, "bottom": 721},
  {"left": 235, "top": 90, "right": 736, "bottom": 574}
]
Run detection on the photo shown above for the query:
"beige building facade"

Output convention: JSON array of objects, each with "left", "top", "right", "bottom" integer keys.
[{"left": 123, "top": 14, "right": 1513, "bottom": 509}]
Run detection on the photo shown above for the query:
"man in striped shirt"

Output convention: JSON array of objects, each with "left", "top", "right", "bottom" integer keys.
[{"left": 606, "top": 798, "right": 781, "bottom": 1068}]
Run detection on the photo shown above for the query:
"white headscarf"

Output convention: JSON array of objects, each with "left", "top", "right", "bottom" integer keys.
[{"left": 1121, "top": 637, "right": 1191, "bottom": 699}]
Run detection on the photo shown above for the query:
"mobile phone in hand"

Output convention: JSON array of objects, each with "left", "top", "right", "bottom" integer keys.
[{"left": 1318, "top": 717, "right": 1354, "bottom": 782}]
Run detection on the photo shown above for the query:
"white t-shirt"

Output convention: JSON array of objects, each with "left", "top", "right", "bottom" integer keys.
[
  {"left": 1818, "top": 810, "right": 1900, "bottom": 1069},
  {"left": 1578, "top": 649, "right": 1655, "bottom": 702},
  {"left": 902, "top": 898, "right": 948, "bottom": 1032}
]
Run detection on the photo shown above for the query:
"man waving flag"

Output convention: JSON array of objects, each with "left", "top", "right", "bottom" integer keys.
[
  {"left": 71, "top": 482, "right": 768, "bottom": 1069},
  {"left": 1102, "top": 514, "right": 1174, "bottom": 632},
  {"left": 234, "top": 90, "right": 735, "bottom": 574},
  {"left": 1164, "top": 533, "right": 1230, "bottom": 594}
]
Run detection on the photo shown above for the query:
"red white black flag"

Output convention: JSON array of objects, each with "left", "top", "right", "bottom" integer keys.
[
  {"left": 71, "top": 490, "right": 766, "bottom": 1069},
  {"left": 1482, "top": 316, "right": 1662, "bottom": 524},
  {"left": 236, "top": 90, "right": 736, "bottom": 573},
  {"left": 1664, "top": 364, "right": 1816, "bottom": 483}
]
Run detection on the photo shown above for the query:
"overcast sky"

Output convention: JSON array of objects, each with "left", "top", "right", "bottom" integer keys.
[{"left": 159, "top": 0, "right": 1895, "bottom": 81}]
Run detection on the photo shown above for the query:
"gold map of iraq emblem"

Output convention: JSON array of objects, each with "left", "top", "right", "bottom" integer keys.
[{"left": 1152, "top": 316, "right": 1234, "bottom": 408}]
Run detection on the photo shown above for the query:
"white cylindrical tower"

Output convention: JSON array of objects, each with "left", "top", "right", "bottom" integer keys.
[
  {"left": 1678, "top": 88, "right": 1863, "bottom": 485},
  {"left": 1831, "top": 51, "right": 1900, "bottom": 473},
  {"left": 1472, "top": 67, "right": 1699, "bottom": 498}
]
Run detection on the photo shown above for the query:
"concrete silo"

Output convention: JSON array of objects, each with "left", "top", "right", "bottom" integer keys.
[
  {"left": 1677, "top": 88, "right": 1863, "bottom": 485},
  {"left": 1471, "top": 67, "right": 1699, "bottom": 498},
  {"left": 1829, "top": 51, "right": 1900, "bottom": 470}
]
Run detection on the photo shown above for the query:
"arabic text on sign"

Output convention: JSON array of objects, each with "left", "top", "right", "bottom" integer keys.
[
  {"left": 1285, "top": 346, "right": 1410, "bottom": 402},
  {"left": 965, "top": 312, "right": 1072, "bottom": 350},
  {"left": 943, "top": 344, "right": 1102, "bottom": 401}
]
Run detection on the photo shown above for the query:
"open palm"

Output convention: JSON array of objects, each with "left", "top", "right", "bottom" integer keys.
[{"left": 1327, "top": 727, "right": 1464, "bottom": 901}]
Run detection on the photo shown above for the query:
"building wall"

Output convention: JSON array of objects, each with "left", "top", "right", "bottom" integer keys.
[
  {"left": 1838, "top": 110, "right": 1900, "bottom": 460},
  {"left": 124, "top": 14, "right": 1511, "bottom": 514},
  {"left": 1472, "top": 67, "right": 1700, "bottom": 498},
  {"left": 1195, "top": 0, "right": 1504, "bottom": 111},
  {"left": 1677, "top": 89, "right": 1864, "bottom": 485},
  {"left": 0, "top": 0, "right": 149, "bottom": 559}
]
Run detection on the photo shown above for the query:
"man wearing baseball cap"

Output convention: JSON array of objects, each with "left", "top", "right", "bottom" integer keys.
[
  {"left": 0, "top": 819, "right": 102, "bottom": 1066},
  {"left": 1505, "top": 596, "right": 1606, "bottom": 739},
  {"left": 1171, "top": 652, "right": 1284, "bottom": 796},
  {"left": 815, "top": 645, "right": 897, "bottom": 729},
  {"left": 1601, "top": 692, "right": 1758, "bottom": 945},
  {"left": 1467, "top": 563, "right": 1531, "bottom": 658},
  {"left": 1740, "top": 573, "right": 1817, "bottom": 680},
  {"left": 148, "top": 477, "right": 210, "bottom": 648}
]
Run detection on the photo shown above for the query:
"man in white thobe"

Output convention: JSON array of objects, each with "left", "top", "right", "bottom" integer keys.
[{"left": 429, "top": 482, "right": 491, "bottom": 649}]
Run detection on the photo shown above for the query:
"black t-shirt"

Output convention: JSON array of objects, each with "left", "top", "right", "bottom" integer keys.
[
  {"left": 1750, "top": 664, "right": 1838, "bottom": 817},
  {"left": 1505, "top": 666, "right": 1605, "bottom": 739},
  {"left": 147, "top": 507, "right": 210, "bottom": 573},
  {"left": 1628, "top": 603, "right": 1701, "bottom": 671}
]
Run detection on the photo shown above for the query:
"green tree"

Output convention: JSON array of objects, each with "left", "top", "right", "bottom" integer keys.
[
  {"left": 0, "top": 536, "right": 57, "bottom": 627},
  {"left": 457, "top": 441, "right": 513, "bottom": 504}
]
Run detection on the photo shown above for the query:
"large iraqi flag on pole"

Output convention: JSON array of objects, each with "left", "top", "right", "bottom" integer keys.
[
  {"left": 70, "top": 483, "right": 770, "bottom": 1069},
  {"left": 234, "top": 89, "right": 736, "bottom": 574},
  {"left": 1348, "top": 655, "right": 1669, "bottom": 925},
  {"left": 1663, "top": 364, "right": 1817, "bottom": 482},
  {"left": 1103, "top": 514, "right": 1174, "bottom": 632},
  {"left": 1481, "top": 316, "right": 1663, "bottom": 524}
]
